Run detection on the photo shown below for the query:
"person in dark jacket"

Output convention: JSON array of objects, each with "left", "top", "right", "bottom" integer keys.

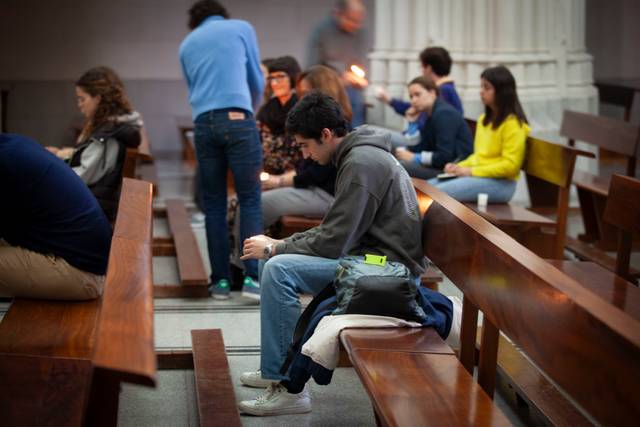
[
  {"left": 49, "top": 66, "right": 142, "bottom": 221},
  {"left": 237, "top": 91, "right": 428, "bottom": 416},
  {"left": 0, "top": 133, "right": 112, "bottom": 300},
  {"left": 394, "top": 76, "right": 473, "bottom": 179}
]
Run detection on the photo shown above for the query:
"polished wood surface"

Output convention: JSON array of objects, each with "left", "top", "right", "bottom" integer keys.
[
  {"left": 191, "top": 329, "right": 241, "bottom": 427},
  {"left": 0, "top": 356, "right": 92, "bottom": 427},
  {"left": 348, "top": 350, "right": 511, "bottom": 427},
  {"left": 573, "top": 170, "right": 610, "bottom": 196},
  {"left": 413, "top": 178, "right": 640, "bottom": 425},
  {"left": 165, "top": 199, "right": 208, "bottom": 286},
  {"left": 123, "top": 148, "right": 139, "bottom": 179},
  {"left": 92, "top": 179, "right": 155, "bottom": 386},
  {"left": 488, "top": 333, "right": 593, "bottom": 426},
  {"left": 548, "top": 260, "right": 640, "bottom": 318},
  {"left": 0, "top": 298, "right": 100, "bottom": 358},
  {"left": 467, "top": 204, "right": 555, "bottom": 227},
  {"left": 603, "top": 174, "right": 640, "bottom": 280},
  {"left": 341, "top": 327, "right": 454, "bottom": 355},
  {"left": 603, "top": 174, "right": 640, "bottom": 234},
  {"left": 564, "top": 236, "right": 640, "bottom": 279},
  {"left": 560, "top": 110, "right": 639, "bottom": 158}
]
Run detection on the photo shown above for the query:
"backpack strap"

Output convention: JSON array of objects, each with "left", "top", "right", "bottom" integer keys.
[{"left": 279, "top": 281, "right": 336, "bottom": 375}]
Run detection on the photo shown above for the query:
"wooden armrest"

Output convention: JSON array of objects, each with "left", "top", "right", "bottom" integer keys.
[{"left": 465, "top": 203, "right": 556, "bottom": 227}]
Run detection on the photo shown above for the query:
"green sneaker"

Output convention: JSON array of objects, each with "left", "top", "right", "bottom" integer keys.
[
  {"left": 210, "top": 279, "right": 231, "bottom": 300},
  {"left": 242, "top": 276, "right": 260, "bottom": 301}
]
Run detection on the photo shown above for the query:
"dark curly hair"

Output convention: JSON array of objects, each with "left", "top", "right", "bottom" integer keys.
[
  {"left": 285, "top": 90, "right": 349, "bottom": 141},
  {"left": 188, "top": 0, "right": 229, "bottom": 29},
  {"left": 75, "top": 66, "right": 133, "bottom": 139}
]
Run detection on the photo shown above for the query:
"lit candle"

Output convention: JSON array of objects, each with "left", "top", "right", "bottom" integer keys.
[
  {"left": 260, "top": 172, "right": 270, "bottom": 182},
  {"left": 350, "top": 64, "right": 365, "bottom": 79}
]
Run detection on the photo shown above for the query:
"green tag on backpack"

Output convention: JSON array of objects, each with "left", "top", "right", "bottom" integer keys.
[{"left": 364, "top": 254, "right": 387, "bottom": 267}]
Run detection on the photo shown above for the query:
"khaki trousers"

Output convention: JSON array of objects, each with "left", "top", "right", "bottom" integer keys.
[{"left": 0, "top": 239, "right": 104, "bottom": 300}]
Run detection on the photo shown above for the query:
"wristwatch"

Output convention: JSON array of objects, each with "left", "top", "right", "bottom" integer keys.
[{"left": 263, "top": 243, "right": 274, "bottom": 258}]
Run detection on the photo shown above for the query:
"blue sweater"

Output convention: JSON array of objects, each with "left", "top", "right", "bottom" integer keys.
[
  {"left": 390, "top": 81, "right": 464, "bottom": 116},
  {"left": 408, "top": 98, "right": 473, "bottom": 169},
  {"left": 179, "top": 16, "right": 264, "bottom": 119},
  {"left": 0, "top": 134, "right": 112, "bottom": 275}
]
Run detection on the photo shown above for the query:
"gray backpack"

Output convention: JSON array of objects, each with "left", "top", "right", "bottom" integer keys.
[{"left": 332, "top": 255, "right": 426, "bottom": 323}]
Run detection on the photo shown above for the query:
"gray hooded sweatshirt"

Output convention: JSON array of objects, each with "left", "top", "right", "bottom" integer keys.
[{"left": 275, "top": 126, "right": 426, "bottom": 276}]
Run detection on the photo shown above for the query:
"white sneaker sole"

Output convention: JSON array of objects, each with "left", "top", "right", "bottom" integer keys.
[
  {"left": 238, "top": 401, "right": 312, "bottom": 416},
  {"left": 211, "top": 294, "right": 230, "bottom": 300},
  {"left": 241, "top": 290, "right": 261, "bottom": 301}
]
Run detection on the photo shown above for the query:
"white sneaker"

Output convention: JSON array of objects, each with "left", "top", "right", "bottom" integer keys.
[
  {"left": 445, "top": 296, "right": 463, "bottom": 349},
  {"left": 238, "top": 383, "right": 311, "bottom": 416},
  {"left": 240, "top": 370, "right": 273, "bottom": 388}
]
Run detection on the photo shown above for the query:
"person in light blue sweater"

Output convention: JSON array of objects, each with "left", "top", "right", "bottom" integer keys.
[{"left": 179, "top": 0, "right": 265, "bottom": 300}]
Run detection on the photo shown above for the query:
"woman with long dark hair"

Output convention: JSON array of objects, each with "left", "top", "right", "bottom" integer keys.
[{"left": 428, "top": 65, "right": 530, "bottom": 203}]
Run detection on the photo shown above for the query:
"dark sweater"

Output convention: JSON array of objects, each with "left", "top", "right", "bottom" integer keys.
[
  {"left": 0, "top": 134, "right": 112, "bottom": 275},
  {"left": 408, "top": 98, "right": 473, "bottom": 168}
]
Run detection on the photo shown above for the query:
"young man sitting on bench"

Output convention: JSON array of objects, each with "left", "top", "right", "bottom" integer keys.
[
  {"left": 0, "top": 133, "right": 112, "bottom": 300},
  {"left": 238, "top": 91, "right": 450, "bottom": 416}
]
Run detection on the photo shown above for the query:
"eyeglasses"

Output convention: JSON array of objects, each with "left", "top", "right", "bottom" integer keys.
[{"left": 267, "top": 73, "right": 289, "bottom": 83}]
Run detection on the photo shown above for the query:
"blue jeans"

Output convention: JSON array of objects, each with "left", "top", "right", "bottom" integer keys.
[
  {"left": 258, "top": 254, "right": 340, "bottom": 380},
  {"left": 346, "top": 85, "right": 365, "bottom": 127},
  {"left": 194, "top": 109, "right": 263, "bottom": 282},
  {"left": 427, "top": 176, "right": 517, "bottom": 203}
]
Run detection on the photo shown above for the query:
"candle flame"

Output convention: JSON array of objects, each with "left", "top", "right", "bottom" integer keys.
[
  {"left": 350, "top": 65, "right": 365, "bottom": 78},
  {"left": 260, "top": 172, "right": 270, "bottom": 182}
]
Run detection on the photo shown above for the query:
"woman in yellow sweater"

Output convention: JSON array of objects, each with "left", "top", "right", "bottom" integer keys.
[{"left": 428, "top": 65, "right": 530, "bottom": 203}]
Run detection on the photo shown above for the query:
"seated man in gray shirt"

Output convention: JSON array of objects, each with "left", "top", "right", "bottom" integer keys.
[{"left": 237, "top": 91, "right": 426, "bottom": 416}]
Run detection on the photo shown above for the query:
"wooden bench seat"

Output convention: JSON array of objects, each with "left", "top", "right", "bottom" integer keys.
[
  {"left": 339, "top": 179, "right": 640, "bottom": 426},
  {"left": 0, "top": 178, "right": 156, "bottom": 426},
  {"left": 154, "top": 199, "right": 209, "bottom": 298},
  {"left": 191, "top": 329, "right": 241, "bottom": 427}
]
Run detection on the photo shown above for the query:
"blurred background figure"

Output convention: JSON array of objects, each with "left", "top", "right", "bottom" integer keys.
[{"left": 307, "top": 0, "right": 368, "bottom": 127}]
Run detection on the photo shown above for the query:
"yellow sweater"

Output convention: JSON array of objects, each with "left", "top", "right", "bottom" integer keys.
[{"left": 458, "top": 114, "right": 530, "bottom": 180}]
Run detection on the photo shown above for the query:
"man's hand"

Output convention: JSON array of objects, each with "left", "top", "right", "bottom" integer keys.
[
  {"left": 395, "top": 149, "right": 415, "bottom": 162},
  {"left": 241, "top": 235, "right": 284, "bottom": 260}
]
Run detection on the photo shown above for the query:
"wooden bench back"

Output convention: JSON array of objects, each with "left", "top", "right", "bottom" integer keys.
[
  {"left": 412, "top": 179, "right": 640, "bottom": 426},
  {"left": 603, "top": 174, "right": 640, "bottom": 280},
  {"left": 560, "top": 110, "right": 640, "bottom": 175},
  {"left": 92, "top": 178, "right": 156, "bottom": 386}
]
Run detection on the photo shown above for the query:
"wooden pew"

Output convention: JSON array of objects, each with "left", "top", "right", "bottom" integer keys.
[
  {"left": 155, "top": 329, "right": 241, "bottom": 427},
  {"left": 153, "top": 199, "right": 209, "bottom": 298},
  {"left": 339, "top": 179, "right": 640, "bottom": 426},
  {"left": 463, "top": 119, "right": 593, "bottom": 259},
  {"left": 561, "top": 110, "right": 640, "bottom": 253},
  {"left": 0, "top": 178, "right": 156, "bottom": 426},
  {"left": 553, "top": 174, "right": 640, "bottom": 286}
]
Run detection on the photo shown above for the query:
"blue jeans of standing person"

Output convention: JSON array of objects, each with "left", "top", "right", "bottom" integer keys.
[
  {"left": 194, "top": 108, "right": 263, "bottom": 283},
  {"left": 258, "top": 254, "right": 340, "bottom": 380},
  {"left": 427, "top": 176, "right": 517, "bottom": 203},
  {"left": 346, "top": 85, "right": 365, "bottom": 127}
]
